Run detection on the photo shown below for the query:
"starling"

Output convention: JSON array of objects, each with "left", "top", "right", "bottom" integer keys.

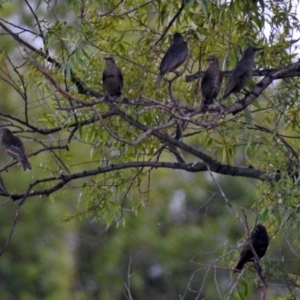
[
  {"left": 155, "top": 33, "right": 188, "bottom": 86},
  {"left": 0, "top": 128, "right": 31, "bottom": 171},
  {"left": 200, "top": 55, "right": 223, "bottom": 112},
  {"left": 102, "top": 57, "right": 123, "bottom": 97},
  {"left": 234, "top": 224, "right": 269, "bottom": 273},
  {"left": 222, "top": 46, "right": 261, "bottom": 101}
]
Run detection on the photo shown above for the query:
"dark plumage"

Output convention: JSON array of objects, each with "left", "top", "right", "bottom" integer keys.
[
  {"left": 0, "top": 128, "right": 31, "bottom": 171},
  {"left": 102, "top": 57, "right": 123, "bottom": 97},
  {"left": 155, "top": 33, "right": 188, "bottom": 86},
  {"left": 222, "top": 46, "right": 261, "bottom": 101},
  {"left": 200, "top": 55, "right": 223, "bottom": 112},
  {"left": 234, "top": 224, "right": 269, "bottom": 273}
]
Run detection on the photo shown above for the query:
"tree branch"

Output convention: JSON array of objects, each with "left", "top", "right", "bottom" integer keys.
[{"left": 0, "top": 160, "right": 266, "bottom": 201}]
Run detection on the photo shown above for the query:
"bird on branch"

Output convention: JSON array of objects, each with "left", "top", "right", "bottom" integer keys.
[
  {"left": 222, "top": 46, "right": 261, "bottom": 101},
  {"left": 234, "top": 224, "right": 269, "bottom": 273},
  {"left": 102, "top": 57, "right": 123, "bottom": 98},
  {"left": 200, "top": 55, "right": 223, "bottom": 113},
  {"left": 155, "top": 32, "right": 188, "bottom": 86},
  {"left": 0, "top": 128, "right": 31, "bottom": 171}
]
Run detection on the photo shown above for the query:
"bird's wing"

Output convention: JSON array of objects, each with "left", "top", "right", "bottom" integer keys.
[
  {"left": 223, "top": 61, "right": 248, "bottom": 98},
  {"left": 234, "top": 240, "right": 252, "bottom": 272},
  {"left": 218, "top": 72, "right": 224, "bottom": 86},
  {"left": 118, "top": 68, "right": 123, "bottom": 87},
  {"left": 201, "top": 71, "right": 210, "bottom": 89},
  {"left": 5, "top": 143, "right": 31, "bottom": 171},
  {"left": 160, "top": 43, "right": 187, "bottom": 74},
  {"left": 102, "top": 71, "right": 107, "bottom": 83},
  {"left": 223, "top": 78, "right": 236, "bottom": 98},
  {"left": 231, "top": 61, "right": 248, "bottom": 79},
  {"left": 4, "top": 141, "right": 25, "bottom": 157}
]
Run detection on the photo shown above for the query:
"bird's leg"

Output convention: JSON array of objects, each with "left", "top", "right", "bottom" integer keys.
[
  {"left": 201, "top": 99, "right": 225, "bottom": 116},
  {"left": 199, "top": 100, "right": 208, "bottom": 114},
  {"left": 104, "top": 94, "right": 110, "bottom": 101},
  {"left": 239, "top": 88, "right": 252, "bottom": 99},
  {"left": 242, "top": 88, "right": 250, "bottom": 95},
  {"left": 171, "top": 69, "right": 185, "bottom": 82},
  {"left": 233, "top": 93, "right": 241, "bottom": 101},
  {"left": 217, "top": 104, "right": 225, "bottom": 117},
  {"left": 167, "top": 81, "right": 179, "bottom": 105},
  {"left": 208, "top": 99, "right": 223, "bottom": 114},
  {"left": 122, "top": 97, "right": 129, "bottom": 103},
  {"left": 254, "top": 263, "right": 262, "bottom": 273}
]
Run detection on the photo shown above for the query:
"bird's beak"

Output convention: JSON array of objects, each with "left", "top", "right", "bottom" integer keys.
[{"left": 254, "top": 47, "right": 263, "bottom": 52}]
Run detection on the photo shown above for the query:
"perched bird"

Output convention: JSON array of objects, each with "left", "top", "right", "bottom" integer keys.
[
  {"left": 200, "top": 55, "right": 223, "bottom": 112},
  {"left": 102, "top": 57, "right": 123, "bottom": 97},
  {"left": 234, "top": 224, "right": 269, "bottom": 273},
  {"left": 0, "top": 128, "right": 31, "bottom": 171},
  {"left": 155, "top": 33, "right": 188, "bottom": 86},
  {"left": 222, "top": 46, "right": 261, "bottom": 101}
]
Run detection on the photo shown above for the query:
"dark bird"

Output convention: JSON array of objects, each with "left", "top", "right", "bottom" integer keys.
[
  {"left": 102, "top": 57, "right": 123, "bottom": 97},
  {"left": 234, "top": 224, "right": 269, "bottom": 273},
  {"left": 0, "top": 128, "right": 31, "bottom": 171},
  {"left": 222, "top": 46, "right": 261, "bottom": 101},
  {"left": 155, "top": 33, "right": 188, "bottom": 86},
  {"left": 200, "top": 55, "right": 223, "bottom": 112}
]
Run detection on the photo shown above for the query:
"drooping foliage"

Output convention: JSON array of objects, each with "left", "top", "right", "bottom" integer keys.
[{"left": 0, "top": 0, "right": 300, "bottom": 299}]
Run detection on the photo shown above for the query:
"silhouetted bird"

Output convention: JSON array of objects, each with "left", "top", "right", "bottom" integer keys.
[
  {"left": 155, "top": 33, "right": 188, "bottom": 86},
  {"left": 222, "top": 46, "right": 261, "bottom": 101},
  {"left": 234, "top": 224, "right": 269, "bottom": 273},
  {"left": 200, "top": 55, "right": 223, "bottom": 112},
  {"left": 0, "top": 128, "right": 31, "bottom": 171},
  {"left": 102, "top": 57, "right": 123, "bottom": 97}
]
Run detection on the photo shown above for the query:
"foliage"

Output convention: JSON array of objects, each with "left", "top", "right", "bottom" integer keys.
[{"left": 0, "top": 0, "right": 299, "bottom": 299}]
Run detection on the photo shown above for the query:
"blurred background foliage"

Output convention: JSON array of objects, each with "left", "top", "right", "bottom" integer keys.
[{"left": 0, "top": 0, "right": 299, "bottom": 299}]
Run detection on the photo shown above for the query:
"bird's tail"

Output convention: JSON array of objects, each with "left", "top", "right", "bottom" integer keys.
[
  {"left": 20, "top": 159, "right": 32, "bottom": 171},
  {"left": 233, "top": 261, "right": 244, "bottom": 273},
  {"left": 155, "top": 74, "right": 163, "bottom": 86}
]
